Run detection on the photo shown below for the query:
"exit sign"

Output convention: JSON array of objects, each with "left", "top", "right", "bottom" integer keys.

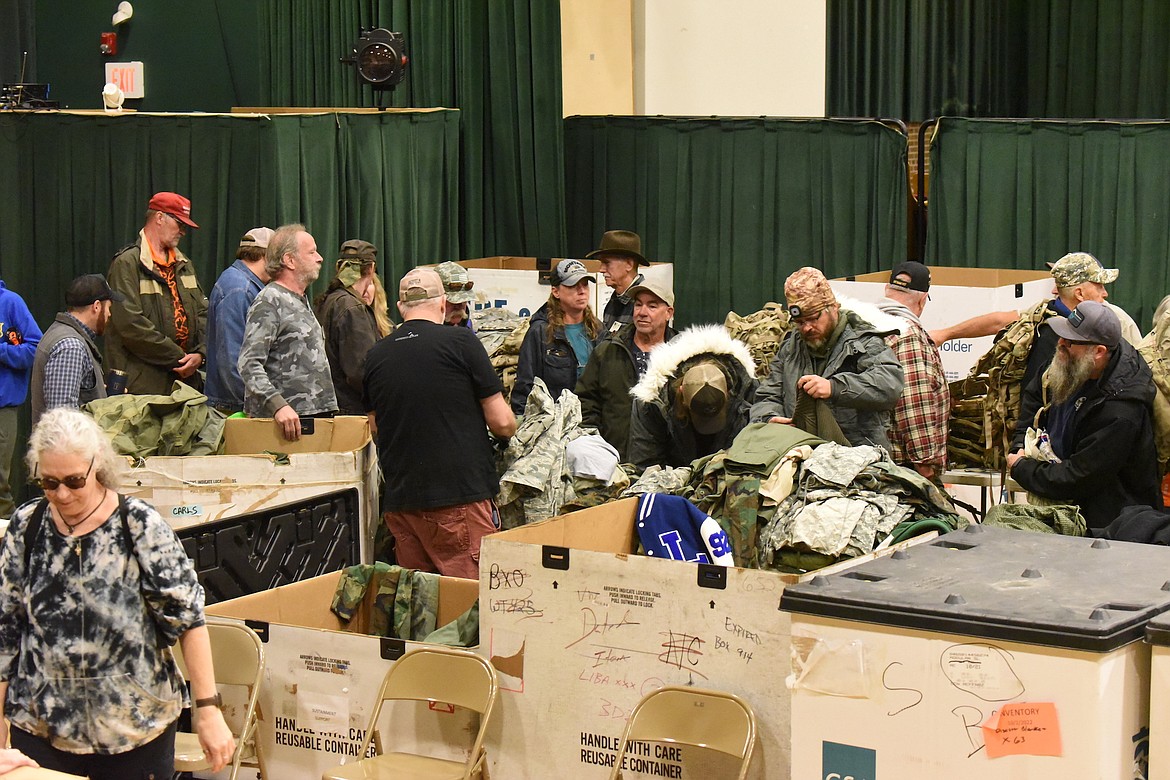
[{"left": 104, "top": 61, "right": 145, "bottom": 99}]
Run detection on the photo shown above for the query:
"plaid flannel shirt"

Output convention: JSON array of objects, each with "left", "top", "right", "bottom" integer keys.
[{"left": 884, "top": 314, "right": 950, "bottom": 469}]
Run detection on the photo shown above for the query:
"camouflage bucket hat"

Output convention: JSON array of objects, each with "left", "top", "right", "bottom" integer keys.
[
  {"left": 1049, "top": 252, "right": 1118, "bottom": 287},
  {"left": 435, "top": 261, "right": 477, "bottom": 304},
  {"left": 784, "top": 267, "right": 836, "bottom": 318}
]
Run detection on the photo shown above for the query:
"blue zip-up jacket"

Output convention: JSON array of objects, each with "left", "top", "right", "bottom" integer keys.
[{"left": 0, "top": 281, "right": 42, "bottom": 407}]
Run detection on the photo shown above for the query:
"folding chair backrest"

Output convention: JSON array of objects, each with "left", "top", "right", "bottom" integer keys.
[
  {"left": 378, "top": 646, "right": 496, "bottom": 714},
  {"left": 175, "top": 619, "right": 265, "bottom": 689},
  {"left": 613, "top": 686, "right": 757, "bottom": 780}
]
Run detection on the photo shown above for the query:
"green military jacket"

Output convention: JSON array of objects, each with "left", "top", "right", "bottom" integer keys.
[{"left": 106, "top": 233, "right": 208, "bottom": 394}]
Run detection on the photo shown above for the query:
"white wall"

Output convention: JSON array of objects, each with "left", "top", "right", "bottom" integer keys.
[{"left": 635, "top": 0, "right": 826, "bottom": 117}]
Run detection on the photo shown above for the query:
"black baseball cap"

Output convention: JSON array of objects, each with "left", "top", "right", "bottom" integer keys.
[
  {"left": 65, "top": 274, "right": 125, "bottom": 307},
  {"left": 889, "top": 261, "right": 931, "bottom": 293}
]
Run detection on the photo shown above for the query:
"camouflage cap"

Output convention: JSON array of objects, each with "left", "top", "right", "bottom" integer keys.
[
  {"left": 399, "top": 268, "right": 444, "bottom": 303},
  {"left": 1049, "top": 252, "right": 1118, "bottom": 287},
  {"left": 784, "top": 267, "right": 836, "bottom": 318},
  {"left": 435, "top": 261, "right": 477, "bottom": 304}
]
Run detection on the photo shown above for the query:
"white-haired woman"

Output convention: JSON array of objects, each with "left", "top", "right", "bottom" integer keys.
[{"left": 0, "top": 408, "right": 234, "bottom": 779}]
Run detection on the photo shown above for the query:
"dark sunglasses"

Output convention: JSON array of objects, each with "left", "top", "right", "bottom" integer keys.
[
  {"left": 31, "top": 456, "right": 95, "bottom": 491},
  {"left": 445, "top": 281, "right": 474, "bottom": 292},
  {"left": 162, "top": 212, "right": 187, "bottom": 230}
]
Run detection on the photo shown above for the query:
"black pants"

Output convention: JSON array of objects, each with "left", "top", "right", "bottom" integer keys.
[{"left": 10, "top": 720, "right": 177, "bottom": 780}]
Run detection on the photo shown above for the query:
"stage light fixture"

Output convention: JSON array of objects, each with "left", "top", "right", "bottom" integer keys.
[{"left": 345, "top": 28, "right": 408, "bottom": 89}]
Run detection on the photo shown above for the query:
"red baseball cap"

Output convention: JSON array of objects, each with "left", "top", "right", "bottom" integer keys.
[{"left": 147, "top": 191, "right": 198, "bottom": 228}]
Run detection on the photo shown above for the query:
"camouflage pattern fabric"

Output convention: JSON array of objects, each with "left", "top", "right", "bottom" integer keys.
[
  {"left": 783, "top": 266, "right": 837, "bottom": 317},
  {"left": 473, "top": 307, "right": 529, "bottom": 400},
  {"left": 85, "top": 380, "right": 225, "bottom": 456},
  {"left": 238, "top": 282, "right": 338, "bottom": 417},
  {"left": 330, "top": 563, "right": 442, "bottom": 641},
  {"left": 421, "top": 602, "right": 480, "bottom": 647},
  {"left": 1139, "top": 312, "right": 1170, "bottom": 474},
  {"left": 1049, "top": 251, "right": 1118, "bottom": 287},
  {"left": 723, "top": 303, "right": 792, "bottom": 378},
  {"left": 621, "top": 465, "right": 694, "bottom": 498},
  {"left": 496, "top": 378, "right": 594, "bottom": 528},
  {"left": 949, "top": 300, "right": 1054, "bottom": 468},
  {"left": 983, "top": 502, "right": 1087, "bottom": 536},
  {"left": 758, "top": 442, "right": 963, "bottom": 566}
]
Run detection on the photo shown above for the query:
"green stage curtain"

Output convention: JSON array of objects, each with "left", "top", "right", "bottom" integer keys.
[
  {"left": 827, "top": 0, "right": 1028, "bottom": 122},
  {"left": 0, "top": 110, "right": 459, "bottom": 330},
  {"left": 263, "top": 0, "right": 566, "bottom": 259},
  {"left": 564, "top": 117, "right": 909, "bottom": 327},
  {"left": 828, "top": 0, "right": 1170, "bottom": 122},
  {"left": 926, "top": 117, "right": 1170, "bottom": 327}
]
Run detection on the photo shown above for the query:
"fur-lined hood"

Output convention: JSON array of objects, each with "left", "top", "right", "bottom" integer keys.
[
  {"left": 631, "top": 324, "right": 756, "bottom": 403},
  {"left": 838, "top": 295, "right": 906, "bottom": 336}
]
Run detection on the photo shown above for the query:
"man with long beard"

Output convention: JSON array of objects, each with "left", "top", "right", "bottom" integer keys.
[{"left": 1008, "top": 301, "right": 1162, "bottom": 528}]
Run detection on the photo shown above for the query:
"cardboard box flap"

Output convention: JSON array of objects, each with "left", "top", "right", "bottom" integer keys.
[
  {"left": 208, "top": 569, "right": 479, "bottom": 633},
  {"left": 839, "top": 266, "right": 1051, "bottom": 288},
  {"left": 223, "top": 415, "right": 370, "bottom": 455},
  {"left": 491, "top": 497, "right": 641, "bottom": 555}
]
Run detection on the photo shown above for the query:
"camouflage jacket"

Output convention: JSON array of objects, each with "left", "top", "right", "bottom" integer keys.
[
  {"left": 0, "top": 496, "right": 204, "bottom": 752},
  {"left": 239, "top": 282, "right": 338, "bottom": 418}
]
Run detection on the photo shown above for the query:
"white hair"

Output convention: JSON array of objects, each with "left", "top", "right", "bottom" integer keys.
[{"left": 26, "top": 408, "right": 120, "bottom": 490}]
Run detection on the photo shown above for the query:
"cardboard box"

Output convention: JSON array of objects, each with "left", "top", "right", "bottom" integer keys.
[
  {"left": 830, "top": 267, "right": 1053, "bottom": 382},
  {"left": 478, "top": 497, "right": 934, "bottom": 779},
  {"left": 454, "top": 256, "right": 675, "bottom": 319},
  {"left": 205, "top": 570, "right": 481, "bottom": 780},
  {"left": 117, "top": 416, "right": 379, "bottom": 561}
]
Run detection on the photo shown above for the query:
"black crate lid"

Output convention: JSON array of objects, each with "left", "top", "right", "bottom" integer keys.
[
  {"left": 1147, "top": 612, "right": 1170, "bottom": 646},
  {"left": 780, "top": 525, "right": 1170, "bottom": 652}
]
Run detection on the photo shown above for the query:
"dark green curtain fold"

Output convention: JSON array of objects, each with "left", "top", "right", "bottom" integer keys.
[
  {"left": 0, "top": 111, "right": 460, "bottom": 331},
  {"left": 565, "top": 117, "right": 909, "bottom": 327},
  {"left": 829, "top": 0, "right": 1170, "bottom": 121},
  {"left": 926, "top": 117, "right": 1170, "bottom": 327},
  {"left": 262, "top": 0, "right": 566, "bottom": 258}
]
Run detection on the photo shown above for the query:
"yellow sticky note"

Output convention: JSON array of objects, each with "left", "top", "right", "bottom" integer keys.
[{"left": 982, "top": 701, "right": 1062, "bottom": 758}]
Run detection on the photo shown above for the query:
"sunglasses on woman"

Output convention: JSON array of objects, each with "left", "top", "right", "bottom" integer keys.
[{"left": 31, "top": 457, "right": 95, "bottom": 491}]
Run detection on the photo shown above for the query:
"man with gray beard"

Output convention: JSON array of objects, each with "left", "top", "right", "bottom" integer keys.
[{"left": 1008, "top": 301, "right": 1162, "bottom": 528}]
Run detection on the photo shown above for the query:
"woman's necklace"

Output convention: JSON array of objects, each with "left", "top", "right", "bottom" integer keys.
[{"left": 60, "top": 490, "right": 109, "bottom": 536}]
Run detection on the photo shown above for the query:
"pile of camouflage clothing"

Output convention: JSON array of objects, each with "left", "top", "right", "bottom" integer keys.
[
  {"left": 620, "top": 424, "right": 964, "bottom": 573},
  {"left": 472, "top": 307, "right": 529, "bottom": 401},
  {"left": 495, "top": 379, "right": 628, "bottom": 528}
]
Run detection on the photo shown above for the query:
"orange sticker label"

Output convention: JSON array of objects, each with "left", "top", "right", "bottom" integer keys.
[{"left": 981, "top": 702, "right": 1062, "bottom": 758}]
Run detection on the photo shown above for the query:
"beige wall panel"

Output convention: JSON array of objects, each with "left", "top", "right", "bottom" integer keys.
[{"left": 561, "top": 0, "right": 635, "bottom": 117}]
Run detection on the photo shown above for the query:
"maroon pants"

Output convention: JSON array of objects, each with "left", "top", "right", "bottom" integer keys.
[{"left": 383, "top": 498, "right": 497, "bottom": 578}]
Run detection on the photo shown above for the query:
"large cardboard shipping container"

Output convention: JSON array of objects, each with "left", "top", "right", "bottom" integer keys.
[
  {"left": 830, "top": 266, "right": 1053, "bottom": 382},
  {"left": 204, "top": 570, "right": 480, "bottom": 780},
  {"left": 454, "top": 256, "right": 674, "bottom": 319},
  {"left": 118, "top": 416, "right": 379, "bottom": 561},
  {"left": 782, "top": 525, "right": 1170, "bottom": 779},
  {"left": 478, "top": 497, "right": 933, "bottom": 779}
]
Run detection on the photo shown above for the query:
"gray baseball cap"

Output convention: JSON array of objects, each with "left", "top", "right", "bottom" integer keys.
[{"left": 1048, "top": 301, "right": 1121, "bottom": 347}]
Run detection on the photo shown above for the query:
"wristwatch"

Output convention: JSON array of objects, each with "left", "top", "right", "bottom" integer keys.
[{"left": 194, "top": 693, "right": 223, "bottom": 709}]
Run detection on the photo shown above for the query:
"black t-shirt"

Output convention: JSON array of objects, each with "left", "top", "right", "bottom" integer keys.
[{"left": 363, "top": 319, "right": 504, "bottom": 511}]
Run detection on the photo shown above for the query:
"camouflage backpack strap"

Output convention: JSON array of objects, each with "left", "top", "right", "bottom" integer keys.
[{"left": 1139, "top": 316, "right": 1170, "bottom": 474}]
